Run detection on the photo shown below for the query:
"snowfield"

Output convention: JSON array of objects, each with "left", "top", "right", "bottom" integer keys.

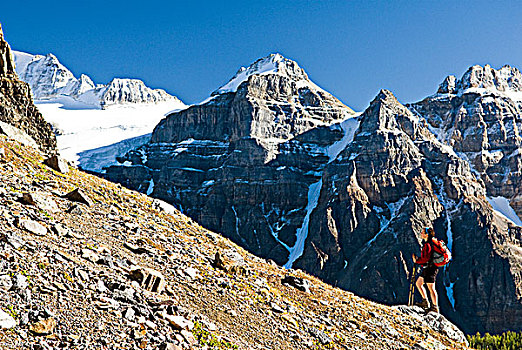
[{"left": 36, "top": 97, "right": 186, "bottom": 171}]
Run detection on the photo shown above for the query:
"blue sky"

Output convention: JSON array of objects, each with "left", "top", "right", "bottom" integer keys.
[{"left": 2, "top": 1, "right": 522, "bottom": 110}]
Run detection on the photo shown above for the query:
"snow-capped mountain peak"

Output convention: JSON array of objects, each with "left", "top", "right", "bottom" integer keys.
[
  {"left": 14, "top": 52, "right": 79, "bottom": 99},
  {"left": 100, "top": 78, "right": 175, "bottom": 107},
  {"left": 12, "top": 50, "right": 184, "bottom": 109},
  {"left": 212, "top": 53, "right": 313, "bottom": 95},
  {"left": 437, "top": 64, "right": 522, "bottom": 100}
]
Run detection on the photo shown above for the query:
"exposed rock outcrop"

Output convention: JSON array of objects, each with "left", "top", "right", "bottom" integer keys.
[
  {"left": 0, "top": 24, "right": 56, "bottom": 153},
  {"left": 409, "top": 64, "right": 522, "bottom": 220}
]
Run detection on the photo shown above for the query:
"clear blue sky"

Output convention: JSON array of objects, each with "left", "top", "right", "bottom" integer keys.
[{"left": 2, "top": 1, "right": 522, "bottom": 110}]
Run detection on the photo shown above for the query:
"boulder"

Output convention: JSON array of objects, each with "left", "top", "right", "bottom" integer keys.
[
  {"left": 0, "top": 309, "right": 16, "bottom": 329},
  {"left": 44, "top": 155, "right": 69, "bottom": 174},
  {"left": 29, "top": 318, "right": 57, "bottom": 335},
  {"left": 164, "top": 315, "right": 194, "bottom": 330},
  {"left": 281, "top": 275, "right": 311, "bottom": 293},
  {"left": 394, "top": 306, "right": 468, "bottom": 345},
  {"left": 64, "top": 188, "right": 93, "bottom": 206},
  {"left": 21, "top": 192, "right": 59, "bottom": 212},
  {"left": 17, "top": 218, "right": 47, "bottom": 236},
  {"left": 128, "top": 267, "right": 165, "bottom": 293}
]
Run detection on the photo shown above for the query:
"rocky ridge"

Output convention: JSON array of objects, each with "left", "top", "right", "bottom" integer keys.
[
  {"left": 0, "top": 25, "right": 56, "bottom": 153},
  {"left": 0, "top": 135, "right": 469, "bottom": 349},
  {"left": 13, "top": 51, "right": 183, "bottom": 108},
  {"left": 409, "top": 64, "right": 522, "bottom": 220},
  {"left": 107, "top": 59, "right": 522, "bottom": 335}
]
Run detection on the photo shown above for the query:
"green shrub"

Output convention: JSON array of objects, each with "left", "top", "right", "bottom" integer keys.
[
  {"left": 467, "top": 331, "right": 522, "bottom": 350},
  {"left": 192, "top": 321, "right": 238, "bottom": 349}
]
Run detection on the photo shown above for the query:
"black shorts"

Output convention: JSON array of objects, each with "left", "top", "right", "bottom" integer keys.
[{"left": 421, "top": 264, "right": 439, "bottom": 283}]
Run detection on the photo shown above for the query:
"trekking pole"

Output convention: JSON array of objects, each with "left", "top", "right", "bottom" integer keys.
[{"left": 408, "top": 264, "right": 417, "bottom": 306}]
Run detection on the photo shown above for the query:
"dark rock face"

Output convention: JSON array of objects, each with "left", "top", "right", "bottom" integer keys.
[
  {"left": 0, "top": 24, "right": 56, "bottom": 153},
  {"left": 107, "top": 59, "right": 522, "bottom": 334},
  {"left": 409, "top": 65, "right": 522, "bottom": 219},
  {"left": 107, "top": 54, "right": 355, "bottom": 265},
  {"left": 296, "top": 90, "right": 521, "bottom": 334}
]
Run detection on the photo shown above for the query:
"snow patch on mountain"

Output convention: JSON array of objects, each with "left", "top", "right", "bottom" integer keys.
[
  {"left": 487, "top": 196, "right": 522, "bottom": 226},
  {"left": 78, "top": 133, "right": 152, "bottom": 173},
  {"left": 284, "top": 115, "right": 360, "bottom": 269},
  {"left": 37, "top": 99, "right": 186, "bottom": 171}
]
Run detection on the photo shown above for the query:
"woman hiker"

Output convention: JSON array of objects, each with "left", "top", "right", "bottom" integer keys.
[{"left": 412, "top": 227, "right": 439, "bottom": 313}]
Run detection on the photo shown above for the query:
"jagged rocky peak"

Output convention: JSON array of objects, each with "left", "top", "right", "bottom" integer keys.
[
  {"left": 212, "top": 53, "right": 311, "bottom": 95},
  {"left": 0, "top": 23, "right": 16, "bottom": 76},
  {"left": 437, "top": 64, "right": 522, "bottom": 95},
  {"left": 101, "top": 78, "right": 176, "bottom": 106},
  {"left": 358, "top": 89, "right": 419, "bottom": 138},
  {"left": 150, "top": 52, "right": 353, "bottom": 160}
]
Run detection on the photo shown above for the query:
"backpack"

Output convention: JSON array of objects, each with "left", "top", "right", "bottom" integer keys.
[{"left": 431, "top": 238, "right": 452, "bottom": 267}]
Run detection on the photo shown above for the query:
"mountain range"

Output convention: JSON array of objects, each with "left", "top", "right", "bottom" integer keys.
[
  {"left": 107, "top": 54, "right": 522, "bottom": 335},
  {"left": 4, "top": 20, "right": 522, "bottom": 337},
  {"left": 13, "top": 51, "right": 181, "bottom": 108}
]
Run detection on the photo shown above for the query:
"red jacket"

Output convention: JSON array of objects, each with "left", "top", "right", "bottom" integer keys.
[{"left": 415, "top": 239, "right": 433, "bottom": 265}]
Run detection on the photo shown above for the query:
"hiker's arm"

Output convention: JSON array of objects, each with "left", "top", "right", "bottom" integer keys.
[{"left": 415, "top": 244, "right": 431, "bottom": 265}]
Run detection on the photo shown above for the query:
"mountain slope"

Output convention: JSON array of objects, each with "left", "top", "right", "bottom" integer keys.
[{"left": 0, "top": 135, "right": 469, "bottom": 349}]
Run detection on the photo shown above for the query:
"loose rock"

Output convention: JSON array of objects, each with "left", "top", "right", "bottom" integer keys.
[
  {"left": 17, "top": 218, "right": 47, "bottom": 236},
  {"left": 281, "top": 275, "right": 311, "bottom": 293},
  {"left": 0, "top": 309, "right": 16, "bottom": 329},
  {"left": 29, "top": 318, "right": 57, "bottom": 335},
  {"left": 21, "top": 192, "right": 59, "bottom": 212},
  {"left": 43, "top": 155, "right": 69, "bottom": 174},
  {"left": 64, "top": 188, "right": 93, "bottom": 206},
  {"left": 129, "top": 267, "right": 166, "bottom": 293}
]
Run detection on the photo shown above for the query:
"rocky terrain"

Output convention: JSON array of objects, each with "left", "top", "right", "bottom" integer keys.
[
  {"left": 107, "top": 58, "right": 522, "bottom": 335},
  {"left": 0, "top": 25, "right": 56, "bottom": 154},
  {"left": 13, "top": 51, "right": 183, "bottom": 108},
  {"left": 0, "top": 136, "right": 470, "bottom": 349}
]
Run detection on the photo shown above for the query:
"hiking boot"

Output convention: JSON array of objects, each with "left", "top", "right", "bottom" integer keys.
[
  {"left": 414, "top": 299, "right": 429, "bottom": 310},
  {"left": 427, "top": 305, "right": 439, "bottom": 314}
]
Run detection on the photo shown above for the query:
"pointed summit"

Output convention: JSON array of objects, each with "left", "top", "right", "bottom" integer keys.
[
  {"left": 212, "top": 53, "right": 313, "bottom": 95},
  {"left": 358, "top": 89, "right": 417, "bottom": 136},
  {"left": 0, "top": 23, "right": 16, "bottom": 76}
]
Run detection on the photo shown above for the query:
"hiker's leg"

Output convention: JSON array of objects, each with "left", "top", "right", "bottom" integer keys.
[
  {"left": 415, "top": 276, "right": 427, "bottom": 300},
  {"left": 426, "top": 283, "right": 438, "bottom": 306}
]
